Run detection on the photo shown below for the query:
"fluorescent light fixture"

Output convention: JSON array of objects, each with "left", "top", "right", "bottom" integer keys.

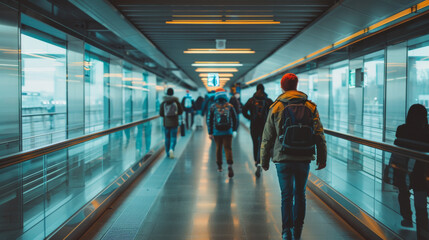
[
  {"left": 201, "top": 77, "right": 230, "bottom": 81},
  {"left": 166, "top": 20, "right": 280, "bottom": 24},
  {"left": 196, "top": 68, "right": 238, "bottom": 72},
  {"left": 225, "top": 15, "right": 274, "bottom": 18},
  {"left": 185, "top": 48, "right": 254, "bottom": 54},
  {"left": 192, "top": 62, "right": 242, "bottom": 67},
  {"left": 172, "top": 15, "right": 223, "bottom": 18},
  {"left": 200, "top": 73, "right": 233, "bottom": 77}
]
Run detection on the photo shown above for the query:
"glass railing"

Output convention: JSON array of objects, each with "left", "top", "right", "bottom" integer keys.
[
  {"left": 0, "top": 116, "right": 163, "bottom": 240},
  {"left": 240, "top": 117, "right": 428, "bottom": 240},
  {"left": 311, "top": 129, "right": 429, "bottom": 240}
]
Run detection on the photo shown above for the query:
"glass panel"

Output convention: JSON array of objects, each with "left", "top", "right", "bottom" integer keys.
[
  {"left": 84, "top": 51, "right": 110, "bottom": 133},
  {"left": 329, "top": 63, "right": 349, "bottom": 132},
  {"left": 123, "top": 67, "right": 133, "bottom": 124},
  {"left": 386, "top": 42, "right": 407, "bottom": 143},
  {"left": 407, "top": 41, "right": 429, "bottom": 111},
  {"left": 0, "top": 118, "right": 164, "bottom": 239},
  {"left": 21, "top": 33, "right": 67, "bottom": 150},
  {"left": 363, "top": 51, "right": 385, "bottom": 142}
]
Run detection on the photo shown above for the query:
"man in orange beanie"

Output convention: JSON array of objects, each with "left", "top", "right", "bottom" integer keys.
[{"left": 260, "top": 73, "right": 327, "bottom": 240}]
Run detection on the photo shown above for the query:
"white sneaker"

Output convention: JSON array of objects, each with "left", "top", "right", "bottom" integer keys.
[{"left": 169, "top": 149, "right": 174, "bottom": 158}]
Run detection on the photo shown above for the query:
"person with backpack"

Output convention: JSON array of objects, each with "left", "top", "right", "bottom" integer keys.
[
  {"left": 181, "top": 90, "right": 195, "bottom": 130},
  {"left": 194, "top": 95, "right": 205, "bottom": 129},
  {"left": 229, "top": 87, "right": 242, "bottom": 122},
  {"left": 160, "top": 88, "right": 183, "bottom": 158},
  {"left": 207, "top": 88, "right": 238, "bottom": 178},
  {"left": 242, "top": 84, "right": 273, "bottom": 177},
  {"left": 260, "top": 73, "right": 327, "bottom": 240}
]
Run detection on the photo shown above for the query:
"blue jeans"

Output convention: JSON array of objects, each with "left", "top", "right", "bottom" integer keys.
[
  {"left": 275, "top": 162, "right": 310, "bottom": 230},
  {"left": 164, "top": 127, "right": 178, "bottom": 154}
]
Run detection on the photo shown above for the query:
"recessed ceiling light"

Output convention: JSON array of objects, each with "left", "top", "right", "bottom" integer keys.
[
  {"left": 166, "top": 20, "right": 280, "bottom": 24},
  {"left": 199, "top": 73, "right": 233, "bottom": 77},
  {"left": 195, "top": 68, "right": 238, "bottom": 72},
  {"left": 192, "top": 61, "right": 243, "bottom": 67},
  {"left": 185, "top": 48, "right": 254, "bottom": 54}
]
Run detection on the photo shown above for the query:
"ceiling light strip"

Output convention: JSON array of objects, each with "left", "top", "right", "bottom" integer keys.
[
  {"left": 195, "top": 61, "right": 240, "bottom": 64},
  {"left": 245, "top": 0, "right": 429, "bottom": 85},
  {"left": 166, "top": 20, "right": 280, "bottom": 24},
  {"left": 192, "top": 63, "right": 243, "bottom": 67},
  {"left": 189, "top": 48, "right": 251, "bottom": 51},
  {"left": 185, "top": 51, "right": 255, "bottom": 54},
  {"left": 199, "top": 73, "right": 233, "bottom": 77},
  {"left": 195, "top": 68, "right": 238, "bottom": 72}
]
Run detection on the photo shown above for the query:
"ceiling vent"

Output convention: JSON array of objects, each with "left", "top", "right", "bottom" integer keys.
[{"left": 216, "top": 39, "right": 226, "bottom": 49}]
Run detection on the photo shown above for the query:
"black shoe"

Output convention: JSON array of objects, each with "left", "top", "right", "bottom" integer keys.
[
  {"left": 401, "top": 219, "right": 413, "bottom": 227},
  {"left": 255, "top": 165, "right": 262, "bottom": 177},
  {"left": 294, "top": 225, "right": 303, "bottom": 239},
  {"left": 282, "top": 228, "right": 292, "bottom": 240},
  {"left": 217, "top": 165, "right": 222, "bottom": 172},
  {"left": 228, "top": 166, "right": 234, "bottom": 178}
]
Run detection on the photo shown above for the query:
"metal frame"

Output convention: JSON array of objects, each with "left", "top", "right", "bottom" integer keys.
[{"left": 0, "top": 115, "right": 160, "bottom": 169}]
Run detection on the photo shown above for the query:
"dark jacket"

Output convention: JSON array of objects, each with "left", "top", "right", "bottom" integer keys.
[
  {"left": 159, "top": 96, "right": 183, "bottom": 127},
  {"left": 195, "top": 96, "right": 204, "bottom": 111},
  {"left": 229, "top": 95, "right": 242, "bottom": 114},
  {"left": 242, "top": 90, "right": 273, "bottom": 130},
  {"left": 202, "top": 93, "right": 215, "bottom": 116},
  {"left": 207, "top": 93, "right": 238, "bottom": 136},
  {"left": 394, "top": 124, "right": 429, "bottom": 192},
  {"left": 260, "top": 90, "right": 327, "bottom": 169}
]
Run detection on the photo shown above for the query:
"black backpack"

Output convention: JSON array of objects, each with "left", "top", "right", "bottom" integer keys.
[
  {"left": 278, "top": 99, "right": 315, "bottom": 155},
  {"left": 253, "top": 99, "right": 268, "bottom": 120},
  {"left": 213, "top": 103, "right": 232, "bottom": 131}
]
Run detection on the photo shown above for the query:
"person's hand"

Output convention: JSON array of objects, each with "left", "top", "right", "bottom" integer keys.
[
  {"left": 316, "top": 161, "right": 326, "bottom": 170},
  {"left": 232, "top": 131, "right": 237, "bottom": 138},
  {"left": 209, "top": 135, "right": 214, "bottom": 140},
  {"left": 262, "top": 165, "right": 269, "bottom": 171}
]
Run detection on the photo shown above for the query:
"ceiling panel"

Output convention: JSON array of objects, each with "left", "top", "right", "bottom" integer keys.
[{"left": 109, "top": 0, "right": 337, "bottom": 88}]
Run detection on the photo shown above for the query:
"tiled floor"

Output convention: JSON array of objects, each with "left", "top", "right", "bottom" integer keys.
[{"left": 82, "top": 126, "right": 364, "bottom": 240}]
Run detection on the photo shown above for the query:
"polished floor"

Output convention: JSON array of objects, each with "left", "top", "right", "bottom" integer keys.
[{"left": 81, "top": 126, "right": 364, "bottom": 240}]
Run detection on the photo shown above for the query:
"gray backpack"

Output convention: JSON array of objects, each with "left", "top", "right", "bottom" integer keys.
[{"left": 164, "top": 101, "right": 178, "bottom": 117}]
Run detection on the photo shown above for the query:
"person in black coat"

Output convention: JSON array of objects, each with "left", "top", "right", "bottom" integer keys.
[
  {"left": 392, "top": 104, "right": 429, "bottom": 240},
  {"left": 242, "top": 84, "right": 273, "bottom": 177}
]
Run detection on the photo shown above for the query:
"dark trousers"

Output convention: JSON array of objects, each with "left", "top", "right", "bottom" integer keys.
[
  {"left": 214, "top": 135, "right": 233, "bottom": 166},
  {"left": 415, "top": 191, "right": 429, "bottom": 240},
  {"left": 250, "top": 126, "right": 263, "bottom": 165},
  {"left": 184, "top": 110, "right": 194, "bottom": 129},
  {"left": 164, "top": 127, "right": 178, "bottom": 154},
  {"left": 275, "top": 162, "right": 310, "bottom": 231}
]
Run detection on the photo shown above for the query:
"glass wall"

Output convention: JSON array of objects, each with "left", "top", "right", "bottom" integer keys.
[
  {"left": 21, "top": 33, "right": 67, "bottom": 150},
  {"left": 84, "top": 51, "right": 110, "bottom": 133}
]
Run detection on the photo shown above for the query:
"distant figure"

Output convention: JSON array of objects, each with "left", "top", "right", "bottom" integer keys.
[
  {"left": 160, "top": 88, "right": 183, "bottom": 158},
  {"left": 202, "top": 90, "right": 216, "bottom": 116},
  {"left": 207, "top": 88, "right": 238, "bottom": 178},
  {"left": 260, "top": 73, "right": 327, "bottom": 240},
  {"left": 242, "top": 83, "right": 273, "bottom": 177},
  {"left": 181, "top": 90, "right": 195, "bottom": 130},
  {"left": 194, "top": 96, "right": 205, "bottom": 129},
  {"left": 392, "top": 104, "right": 429, "bottom": 240},
  {"left": 229, "top": 87, "right": 242, "bottom": 122}
]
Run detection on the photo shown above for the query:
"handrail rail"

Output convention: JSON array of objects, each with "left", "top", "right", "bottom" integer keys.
[
  {"left": 0, "top": 115, "right": 160, "bottom": 169},
  {"left": 324, "top": 129, "right": 429, "bottom": 162}
]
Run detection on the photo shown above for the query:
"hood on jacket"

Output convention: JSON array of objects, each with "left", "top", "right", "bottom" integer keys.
[
  {"left": 254, "top": 89, "right": 268, "bottom": 100},
  {"left": 163, "top": 95, "right": 179, "bottom": 102},
  {"left": 277, "top": 90, "right": 308, "bottom": 103},
  {"left": 214, "top": 91, "right": 228, "bottom": 102}
]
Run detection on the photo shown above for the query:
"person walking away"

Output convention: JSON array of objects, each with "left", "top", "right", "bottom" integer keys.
[
  {"left": 260, "top": 73, "right": 327, "bottom": 240},
  {"left": 202, "top": 90, "right": 216, "bottom": 117},
  {"left": 194, "top": 95, "right": 205, "bottom": 129},
  {"left": 229, "top": 87, "right": 242, "bottom": 122},
  {"left": 392, "top": 104, "right": 429, "bottom": 240},
  {"left": 242, "top": 83, "right": 273, "bottom": 177},
  {"left": 160, "top": 88, "right": 183, "bottom": 158},
  {"left": 207, "top": 88, "right": 238, "bottom": 178},
  {"left": 181, "top": 90, "right": 195, "bottom": 130}
]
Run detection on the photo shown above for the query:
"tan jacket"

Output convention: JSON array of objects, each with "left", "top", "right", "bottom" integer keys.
[{"left": 260, "top": 90, "right": 327, "bottom": 168}]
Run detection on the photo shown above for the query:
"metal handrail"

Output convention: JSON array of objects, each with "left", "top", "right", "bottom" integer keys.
[
  {"left": 324, "top": 129, "right": 429, "bottom": 162},
  {"left": 0, "top": 115, "right": 160, "bottom": 169}
]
